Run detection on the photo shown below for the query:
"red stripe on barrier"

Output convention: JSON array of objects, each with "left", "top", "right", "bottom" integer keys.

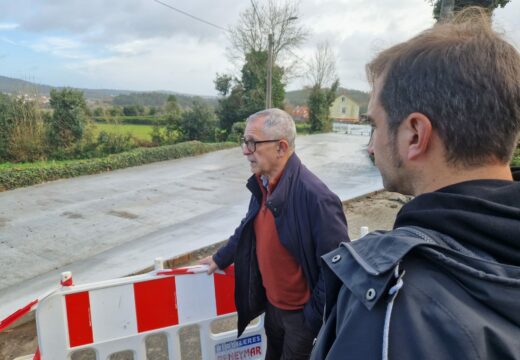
[
  {"left": 33, "top": 347, "right": 40, "bottom": 360},
  {"left": 214, "top": 266, "right": 236, "bottom": 315},
  {"left": 65, "top": 292, "right": 93, "bottom": 347},
  {"left": 134, "top": 277, "right": 179, "bottom": 332},
  {"left": 0, "top": 299, "right": 38, "bottom": 333}
]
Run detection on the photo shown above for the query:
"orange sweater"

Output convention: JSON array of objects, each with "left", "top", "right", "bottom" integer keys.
[{"left": 254, "top": 175, "right": 310, "bottom": 310}]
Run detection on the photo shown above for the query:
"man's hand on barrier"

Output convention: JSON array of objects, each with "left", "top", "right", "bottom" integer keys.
[{"left": 199, "top": 256, "right": 219, "bottom": 274}]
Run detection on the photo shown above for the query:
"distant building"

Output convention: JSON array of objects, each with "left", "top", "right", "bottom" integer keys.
[
  {"left": 291, "top": 105, "right": 309, "bottom": 122},
  {"left": 330, "top": 95, "right": 359, "bottom": 123}
]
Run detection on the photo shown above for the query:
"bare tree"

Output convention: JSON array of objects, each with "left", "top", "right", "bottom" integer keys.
[
  {"left": 307, "top": 42, "right": 338, "bottom": 88},
  {"left": 228, "top": 0, "right": 309, "bottom": 63}
]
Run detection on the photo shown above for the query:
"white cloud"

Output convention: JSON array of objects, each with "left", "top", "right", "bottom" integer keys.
[
  {"left": 66, "top": 35, "right": 229, "bottom": 95},
  {"left": 30, "top": 36, "right": 90, "bottom": 60},
  {"left": 0, "top": 23, "right": 18, "bottom": 30}
]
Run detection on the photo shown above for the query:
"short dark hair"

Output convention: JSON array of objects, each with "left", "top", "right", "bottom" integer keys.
[{"left": 367, "top": 7, "right": 520, "bottom": 167}]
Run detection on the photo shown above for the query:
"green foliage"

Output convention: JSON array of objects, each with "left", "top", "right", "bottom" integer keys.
[
  {"left": 428, "top": 0, "right": 510, "bottom": 20},
  {"left": 178, "top": 99, "right": 217, "bottom": 142},
  {"left": 216, "top": 84, "right": 247, "bottom": 133},
  {"left": 112, "top": 92, "right": 218, "bottom": 110},
  {"left": 241, "top": 50, "right": 285, "bottom": 112},
  {"left": 93, "top": 107, "right": 105, "bottom": 117},
  {"left": 0, "top": 141, "right": 236, "bottom": 191},
  {"left": 512, "top": 144, "right": 520, "bottom": 166},
  {"left": 215, "top": 50, "right": 285, "bottom": 133},
  {"left": 96, "top": 131, "right": 135, "bottom": 154},
  {"left": 47, "top": 88, "right": 88, "bottom": 148},
  {"left": 214, "top": 74, "right": 233, "bottom": 96},
  {"left": 295, "top": 123, "right": 311, "bottom": 135},
  {"left": 228, "top": 121, "right": 246, "bottom": 142},
  {"left": 108, "top": 106, "right": 124, "bottom": 116},
  {"left": 165, "top": 95, "right": 181, "bottom": 115},
  {"left": 114, "top": 92, "right": 168, "bottom": 107},
  {"left": 0, "top": 94, "right": 47, "bottom": 162},
  {"left": 122, "top": 104, "right": 145, "bottom": 116},
  {"left": 93, "top": 115, "right": 165, "bottom": 126},
  {"left": 308, "top": 80, "right": 339, "bottom": 133},
  {"left": 214, "top": 128, "right": 228, "bottom": 143}
]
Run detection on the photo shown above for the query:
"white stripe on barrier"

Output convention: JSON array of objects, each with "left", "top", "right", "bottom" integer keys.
[
  {"left": 90, "top": 284, "right": 137, "bottom": 343},
  {"left": 176, "top": 271, "right": 217, "bottom": 323}
]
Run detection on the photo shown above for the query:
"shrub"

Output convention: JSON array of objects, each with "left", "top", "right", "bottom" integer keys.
[
  {"left": 0, "top": 96, "right": 47, "bottom": 162},
  {"left": 47, "top": 88, "right": 88, "bottom": 148},
  {"left": 295, "top": 123, "right": 310, "bottom": 135},
  {"left": 228, "top": 121, "right": 246, "bottom": 142},
  {"left": 96, "top": 131, "right": 135, "bottom": 154}
]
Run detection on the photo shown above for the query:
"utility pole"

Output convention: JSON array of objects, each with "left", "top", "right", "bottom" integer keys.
[
  {"left": 265, "top": 16, "right": 297, "bottom": 109},
  {"left": 440, "top": 0, "right": 454, "bottom": 21},
  {"left": 266, "top": 33, "right": 273, "bottom": 109}
]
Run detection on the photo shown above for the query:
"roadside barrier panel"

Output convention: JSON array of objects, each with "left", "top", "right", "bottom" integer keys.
[{"left": 32, "top": 263, "right": 266, "bottom": 360}]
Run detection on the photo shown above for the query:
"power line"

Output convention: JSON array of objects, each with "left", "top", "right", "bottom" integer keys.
[
  {"left": 153, "top": 0, "right": 228, "bottom": 32},
  {"left": 286, "top": 48, "right": 312, "bottom": 68}
]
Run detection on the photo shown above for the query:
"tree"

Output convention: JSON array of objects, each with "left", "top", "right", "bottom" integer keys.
[
  {"left": 229, "top": 0, "right": 308, "bottom": 64},
  {"left": 47, "top": 88, "right": 88, "bottom": 148},
  {"left": 214, "top": 74, "right": 233, "bottom": 97},
  {"left": 428, "top": 0, "right": 510, "bottom": 20},
  {"left": 241, "top": 50, "right": 285, "bottom": 114},
  {"left": 178, "top": 99, "right": 217, "bottom": 142},
  {"left": 122, "top": 104, "right": 144, "bottom": 116},
  {"left": 93, "top": 107, "right": 104, "bottom": 117},
  {"left": 307, "top": 43, "right": 339, "bottom": 133},
  {"left": 164, "top": 95, "right": 182, "bottom": 142},
  {"left": 308, "top": 80, "right": 339, "bottom": 133},
  {"left": 216, "top": 83, "right": 246, "bottom": 134},
  {"left": 307, "top": 42, "right": 337, "bottom": 89},
  {"left": 215, "top": 51, "right": 285, "bottom": 134},
  {"left": 165, "top": 95, "right": 181, "bottom": 115}
]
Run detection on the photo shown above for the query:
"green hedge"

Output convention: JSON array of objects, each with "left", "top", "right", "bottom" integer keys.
[
  {"left": 93, "top": 116, "right": 166, "bottom": 125},
  {"left": 512, "top": 146, "right": 520, "bottom": 167},
  {"left": 296, "top": 123, "right": 311, "bottom": 134},
  {"left": 0, "top": 141, "right": 236, "bottom": 191}
]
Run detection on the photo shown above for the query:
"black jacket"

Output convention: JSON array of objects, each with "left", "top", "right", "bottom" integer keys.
[
  {"left": 213, "top": 153, "right": 349, "bottom": 336},
  {"left": 312, "top": 175, "right": 520, "bottom": 359}
]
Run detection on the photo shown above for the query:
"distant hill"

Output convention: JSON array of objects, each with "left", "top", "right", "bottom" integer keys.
[
  {"left": 0, "top": 75, "right": 218, "bottom": 108},
  {"left": 286, "top": 87, "right": 370, "bottom": 114}
]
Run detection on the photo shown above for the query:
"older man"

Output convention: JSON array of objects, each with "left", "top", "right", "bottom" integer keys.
[
  {"left": 312, "top": 8, "right": 520, "bottom": 360},
  {"left": 201, "top": 108, "right": 349, "bottom": 359}
]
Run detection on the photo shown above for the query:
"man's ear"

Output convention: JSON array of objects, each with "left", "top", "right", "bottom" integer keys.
[
  {"left": 401, "top": 112, "right": 433, "bottom": 161},
  {"left": 277, "top": 139, "right": 290, "bottom": 156}
]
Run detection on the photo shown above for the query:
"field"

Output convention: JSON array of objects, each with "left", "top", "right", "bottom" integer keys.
[{"left": 93, "top": 123, "right": 154, "bottom": 141}]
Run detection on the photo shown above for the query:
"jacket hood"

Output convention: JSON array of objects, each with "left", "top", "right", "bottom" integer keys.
[{"left": 394, "top": 173, "right": 520, "bottom": 266}]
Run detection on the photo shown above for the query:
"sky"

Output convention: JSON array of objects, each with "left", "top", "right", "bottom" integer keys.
[{"left": 0, "top": 0, "right": 518, "bottom": 96}]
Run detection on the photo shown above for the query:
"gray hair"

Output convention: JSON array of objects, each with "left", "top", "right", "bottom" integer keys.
[{"left": 247, "top": 108, "right": 297, "bottom": 149}]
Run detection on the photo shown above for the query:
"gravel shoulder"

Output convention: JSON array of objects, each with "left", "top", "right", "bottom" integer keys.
[{"left": 0, "top": 190, "right": 407, "bottom": 360}]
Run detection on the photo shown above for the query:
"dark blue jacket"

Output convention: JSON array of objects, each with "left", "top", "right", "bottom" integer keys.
[{"left": 213, "top": 153, "right": 349, "bottom": 336}]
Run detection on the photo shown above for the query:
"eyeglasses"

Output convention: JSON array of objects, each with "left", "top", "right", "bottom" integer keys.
[{"left": 240, "top": 137, "right": 280, "bottom": 153}]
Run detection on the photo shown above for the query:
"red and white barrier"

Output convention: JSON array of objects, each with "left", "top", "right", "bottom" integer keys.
[{"left": 31, "top": 262, "right": 265, "bottom": 360}]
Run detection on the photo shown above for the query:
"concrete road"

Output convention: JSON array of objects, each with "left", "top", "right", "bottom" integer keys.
[{"left": 0, "top": 132, "right": 382, "bottom": 320}]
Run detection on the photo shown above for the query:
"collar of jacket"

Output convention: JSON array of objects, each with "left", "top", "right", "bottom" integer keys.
[
  {"left": 246, "top": 152, "right": 300, "bottom": 218},
  {"left": 322, "top": 227, "right": 439, "bottom": 310}
]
